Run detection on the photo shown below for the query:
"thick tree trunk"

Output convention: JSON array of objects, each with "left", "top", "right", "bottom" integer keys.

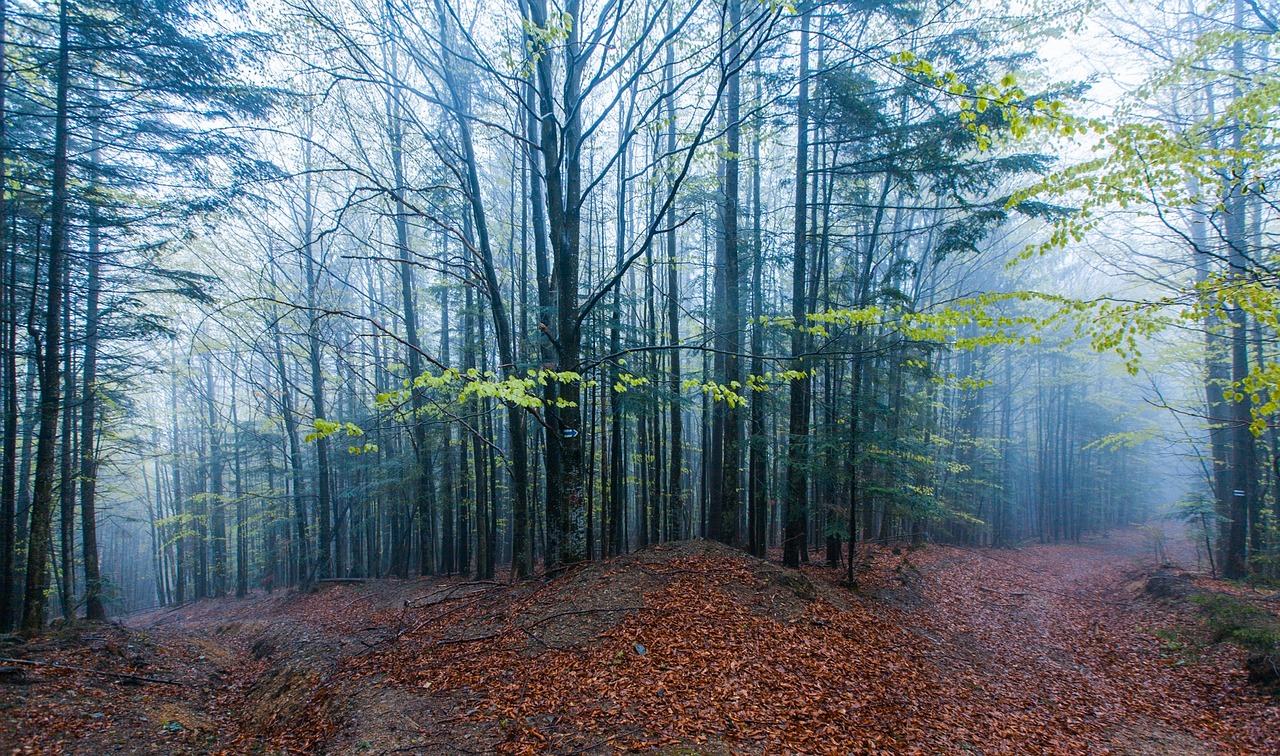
[
  {"left": 528, "top": 0, "right": 587, "bottom": 568},
  {"left": 782, "top": 12, "right": 810, "bottom": 569},
  {"left": 1223, "top": 0, "right": 1256, "bottom": 578},
  {"left": 0, "top": 250, "right": 16, "bottom": 630},
  {"left": 664, "top": 7, "right": 684, "bottom": 543},
  {"left": 21, "top": 0, "right": 70, "bottom": 636},
  {"left": 714, "top": 0, "right": 743, "bottom": 546},
  {"left": 521, "top": 62, "right": 558, "bottom": 570}
]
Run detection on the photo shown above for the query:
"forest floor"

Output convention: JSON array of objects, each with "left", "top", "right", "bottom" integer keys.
[{"left": 2, "top": 524, "right": 1278, "bottom": 755}]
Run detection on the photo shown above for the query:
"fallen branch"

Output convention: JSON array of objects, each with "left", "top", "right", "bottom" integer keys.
[
  {"left": 522, "top": 606, "right": 649, "bottom": 630},
  {"left": 0, "top": 656, "right": 183, "bottom": 686},
  {"left": 436, "top": 632, "right": 502, "bottom": 647},
  {"left": 407, "top": 581, "right": 504, "bottom": 609},
  {"left": 554, "top": 726, "right": 643, "bottom": 755}
]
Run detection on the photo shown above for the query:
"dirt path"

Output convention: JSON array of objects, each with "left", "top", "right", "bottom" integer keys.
[
  {"left": 3, "top": 529, "right": 1277, "bottom": 754},
  {"left": 885, "top": 526, "right": 1278, "bottom": 754}
]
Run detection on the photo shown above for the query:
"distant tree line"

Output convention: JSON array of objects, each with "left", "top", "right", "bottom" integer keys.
[{"left": 5, "top": 0, "right": 1276, "bottom": 629}]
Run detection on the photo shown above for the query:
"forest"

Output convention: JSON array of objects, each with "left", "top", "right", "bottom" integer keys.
[{"left": 0, "top": 0, "right": 1279, "bottom": 750}]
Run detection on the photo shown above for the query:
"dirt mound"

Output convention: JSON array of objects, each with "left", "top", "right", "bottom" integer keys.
[
  {"left": 508, "top": 540, "right": 833, "bottom": 649},
  {"left": 1145, "top": 568, "right": 1196, "bottom": 599},
  {"left": 10, "top": 530, "right": 1279, "bottom": 755},
  {"left": 312, "top": 541, "right": 926, "bottom": 754},
  {"left": 3, "top": 545, "right": 868, "bottom": 753}
]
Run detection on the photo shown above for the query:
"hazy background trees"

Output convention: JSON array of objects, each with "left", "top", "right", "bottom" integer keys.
[{"left": 4, "top": 0, "right": 1273, "bottom": 627}]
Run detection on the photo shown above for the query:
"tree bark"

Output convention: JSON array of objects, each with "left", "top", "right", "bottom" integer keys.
[
  {"left": 748, "top": 64, "right": 767, "bottom": 559},
  {"left": 386, "top": 59, "right": 434, "bottom": 579},
  {"left": 0, "top": 0, "right": 14, "bottom": 632},
  {"left": 433, "top": 5, "right": 528, "bottom": 577},
  {"left": 205, "top": 355, "right": 226, "bottom": 597},
  {"left": 300, "top": 167, "right": 332, "bottom": 581},
  {"left": 782, "top": 11, "right": 811, "bottom": 569},
  {"left": 79, "top": 184, "right": 105, "bottom": 620},
  {"left": 1223, "top": 0, "right": 1256, "bottom": 578},
  {"left": 664, "top": 5, "right": 684, "bottom": 544},
  {"left": 713, "top": 0, "right": 743, "bottom": 546},
  {"left": 21, "top": 0, "right": 70, "bottom": 636},
  {"left": 58, "top": 274, "right": 75, "bottom": 618},
  {"left": 270, "top": 308, "right": 309, "bottom": 587},
  {"left": 232, "top": 365, "right": 248, "bottom": 598}
]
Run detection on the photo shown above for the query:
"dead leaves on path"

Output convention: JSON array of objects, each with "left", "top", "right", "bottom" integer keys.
[
  {"left": 353, "top": 537, "right": 1279, "bottom": 754},
  {"left": 7, "top": 532, "right": 1279, "bottom": 754},
  {"left": 366, "top": 554, "right": 944, "bottom": 754}
]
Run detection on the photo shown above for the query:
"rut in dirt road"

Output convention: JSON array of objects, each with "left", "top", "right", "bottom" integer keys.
[
  {"left": 890, "top": 527, "right": 1277, "bottom": 754},
  {"left": 4, "top": 529, "right": 1277, "bottom": 754}
]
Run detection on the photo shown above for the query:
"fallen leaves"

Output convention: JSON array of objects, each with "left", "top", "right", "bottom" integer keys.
[{"left": 4, "top": 530, "right": 1277, "bottom": 754}]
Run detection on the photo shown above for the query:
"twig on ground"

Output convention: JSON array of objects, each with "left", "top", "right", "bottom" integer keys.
[
  {"left": 0, "top": 656, "right": 183, "bottom": 686},
  {"left": 522, "top": 606, "right": 649, "bottom": 630}
]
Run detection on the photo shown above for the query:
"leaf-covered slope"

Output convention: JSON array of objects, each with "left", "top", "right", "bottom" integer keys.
[{"left": 4, "top": 532, "right": 1278, "bottom": 754}]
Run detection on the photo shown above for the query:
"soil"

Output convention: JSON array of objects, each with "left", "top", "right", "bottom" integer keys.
[{"left": 2, "top": 525, "right": 1277, "bottom": 754}]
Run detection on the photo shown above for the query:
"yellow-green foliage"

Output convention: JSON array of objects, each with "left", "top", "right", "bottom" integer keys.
[
  {"left": 894, "top": 27, "right": 1280, "bottom": 433},
  {"left": 889, "top": 51, "right": 1104, "bottom": 151}
]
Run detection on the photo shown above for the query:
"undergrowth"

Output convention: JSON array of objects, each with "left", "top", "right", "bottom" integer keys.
[
  {"left": 1190, "top": 592, "right": 1280, "bottom": 693},
  {"left": 1190, "top": 594, "right": 1280, "bottom": 653}
]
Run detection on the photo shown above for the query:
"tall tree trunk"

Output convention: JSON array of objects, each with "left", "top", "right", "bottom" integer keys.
[
  {"left": 994, "top": 347, "right": 1013, "bottom": 548},
  {"left": 645, "top": 180, "right": 662, "bottom": 548},
  {"left": 387, "top": 61, "right": 434, "bottom": 579},
  {"left": 270, "top": 310, "right": 308, "bottom": 586},
  {"left": 462, "top": 284, "right": 478, "bottom": 578},
  {"left": 525, "top": 77, "right": 557, "bottom": 569},
  {"left": 58, "top": 274, "right": 75, "bottom": 618},
  {"left": 79, "top": 185, "right": 105, "bottom": 620},
  {"left": 205, "top": 355, "right": 226, "bottom": 597},
  {"left": 440, "top": 284, "right": 456, "bottom": 575},
  {"left": 713, "top": 0, "right": 743, "bottom": 546},
  {"left": 529, "top": 0, "right": 586, "bottom": 567},
  {"left": 748, "top": 65, "right": 767, "bottom": 559},
  {"left": 0, "top": 250, "right": 16, "bottom": 630},
  {"left": 0, "top": 0, "right": 14, "bottom": 632},
  {"left": 232, "top": 365, "right": 248, "bottom": 598},
  {"left": 1223, "top": 0, "right": 1256, "bottom": 578},
  {"left": 145, "top": 433, "right": 165, "bottom": 605},
  {"left": 607, "top": 106, "right": 628, "bottom": 558},
  {"left": 433, "top": 6, "right": 528, "bottom": 577},
  {"left": 300, "top": 168, "right": 332, "bottom": 581},
  {"left": 21, "top": 0, "right": 70, "bottom": 635},
  {"left": 664, "top": 5, "right": 684, "bottom": 543},
  {"left": 15, "top": 342, "right": 36, "bottom": 568},
  {"left": 169, "top": 361, "right": 186, "bottom": 603},
  {"left": 782, "top": 11, "right": 811, "bottom": 569}
]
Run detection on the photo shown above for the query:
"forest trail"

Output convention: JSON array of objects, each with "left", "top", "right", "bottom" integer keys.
[
  {"left": 3, "top": 527, "right": 1278, "bottom": 754},
  {"left": 879, "top": 528, "right": 1270, "bottom": 754}
]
